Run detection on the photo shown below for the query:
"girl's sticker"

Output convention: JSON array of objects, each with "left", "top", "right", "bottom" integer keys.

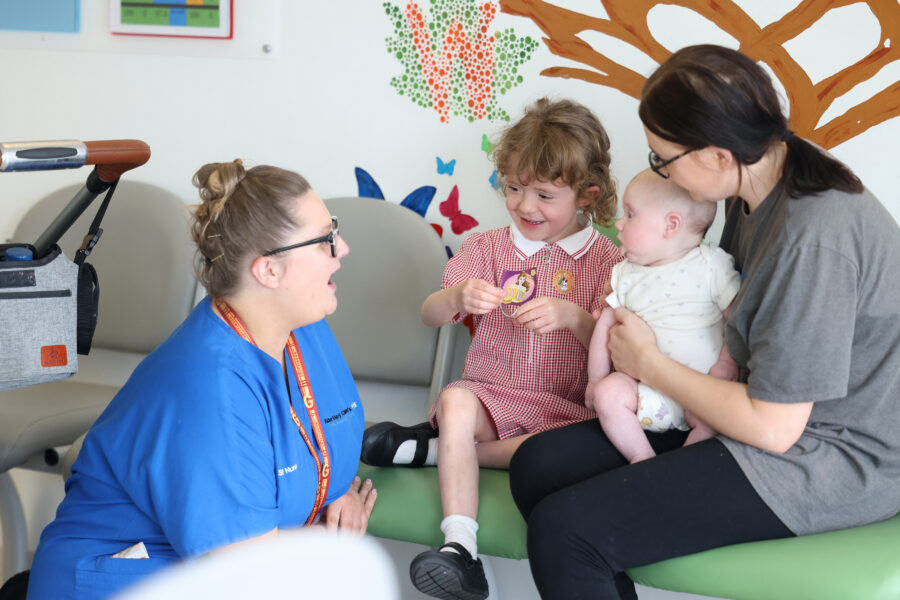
[
  {"left": 500, "top": 269, "right": 537, "bottom": 305},
  {"left": 553, "top": 269, "right": 574, "bottom": 294}
]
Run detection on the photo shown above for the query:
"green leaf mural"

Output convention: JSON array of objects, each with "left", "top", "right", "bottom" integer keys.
[{"left": 384, "top": 0, "right": 538, "bottom": 123}]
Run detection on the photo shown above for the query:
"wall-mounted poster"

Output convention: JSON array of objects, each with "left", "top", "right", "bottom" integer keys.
[
  {"left": 110, "top": 0, "right": 232, "bottom": 39},
  {"left": 0, "top": 0, "right": 80, "bottom": 33}
]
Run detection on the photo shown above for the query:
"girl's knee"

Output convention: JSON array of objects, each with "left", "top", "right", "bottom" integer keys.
[{"left": 434, "top": 388, "right": 480, "bottom": 426}]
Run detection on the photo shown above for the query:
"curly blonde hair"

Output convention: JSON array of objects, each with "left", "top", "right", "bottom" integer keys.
[
  {"left": 492, "top": 97, "right": 617, "bottom": 226},
  {"left": 190, "top": 159, "right": 311, "bottom": 297}
]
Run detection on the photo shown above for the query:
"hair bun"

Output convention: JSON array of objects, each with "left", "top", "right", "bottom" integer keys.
[
  {"left": 194, "top": 159, "right": 245, "bottom": 202},
  {"left": 192, "top": 159, "right": 246, "bottom": 223}
]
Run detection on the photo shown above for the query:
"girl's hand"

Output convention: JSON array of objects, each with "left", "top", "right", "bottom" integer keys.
[
  {"left": 322, "top": 476, "right": 377, "bottom": 535},
  {"left": 515, "top": 297, "right": 575, "bottom": 334},
  {"left": 454, "top": 279, "right": 504, "bottom": 315},
  {"left": 607, "top": 307, "right": 659, "bottom": 380}
]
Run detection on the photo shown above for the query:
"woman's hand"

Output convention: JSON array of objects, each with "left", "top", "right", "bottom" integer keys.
[
  {"left": 322, "top": 476, "right": 377, "bottom": 535},
  {"left": 607, "top": 307, "right": 659, "bottom": 380}
]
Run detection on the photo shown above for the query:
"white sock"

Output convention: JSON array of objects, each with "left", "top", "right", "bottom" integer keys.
[
  {"left": 440, "top": 514, "right": 478, "bottom": 557},
  {"left": 392, "top": 437, "right": 438, "bottom": 465}
]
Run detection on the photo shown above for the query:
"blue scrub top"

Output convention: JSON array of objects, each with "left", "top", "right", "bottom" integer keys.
[{"left": 28, "top": 297, "right": 364, "bottom": 599}]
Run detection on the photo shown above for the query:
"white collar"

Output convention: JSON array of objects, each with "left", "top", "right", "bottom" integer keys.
[{"left": 509, "top": 222, "right": 599, "bottom": 260}]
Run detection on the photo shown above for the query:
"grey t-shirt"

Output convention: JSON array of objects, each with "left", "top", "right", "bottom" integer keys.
[{"left": 718, "top": 182, "right": 900, "bottom": 535}]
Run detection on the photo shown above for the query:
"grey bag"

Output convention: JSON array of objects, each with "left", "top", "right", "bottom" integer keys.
[{"left": 0, "top": 244, "right": 86, "bottom": 391}]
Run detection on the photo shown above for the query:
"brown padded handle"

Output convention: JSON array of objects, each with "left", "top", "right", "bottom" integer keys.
[{"left": 84, "top": 139, "right": 151, "bottom": 182}]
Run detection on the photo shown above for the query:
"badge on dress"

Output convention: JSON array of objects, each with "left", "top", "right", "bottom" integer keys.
[
  {"left": 500, "top": 268, "right": 537, "bottom": 316},
  {"left": 553, "top": 269, "right": 574, "bottom": 294}
]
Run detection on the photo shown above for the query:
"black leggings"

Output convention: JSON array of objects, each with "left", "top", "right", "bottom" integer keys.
[{"left": 509, "top": 420, "right": 793, "bottom": 599}]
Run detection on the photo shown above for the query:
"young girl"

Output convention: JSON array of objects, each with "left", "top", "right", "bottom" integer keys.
[{"left": 361, "top": 97, "right": 621, "bottom": 600}]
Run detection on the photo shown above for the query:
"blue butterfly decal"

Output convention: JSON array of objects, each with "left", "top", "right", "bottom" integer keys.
[
  {"left": 436, "top": 156, "right": 456, "bottom": 176},
  {"left": 489, "top": 170, "right": 502, "bottom": 190},
  {"left": 355, "top": 167, "right": 385, "bottom": 199},
  {"left": 355, "top": 167, "right": 436, "bottom": 218}
]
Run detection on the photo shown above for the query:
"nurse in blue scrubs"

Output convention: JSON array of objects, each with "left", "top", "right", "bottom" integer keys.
[{"left": 28, "top": 160, "right": 375, "bottom": 599}]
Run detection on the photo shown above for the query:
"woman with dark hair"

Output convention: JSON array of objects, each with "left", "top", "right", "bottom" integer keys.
[
  {"left": 509, "top": 45, "right": 900, "bottom": 599},
  {"left": 28, "top": 161, "right": 376, "bottom": 599}
]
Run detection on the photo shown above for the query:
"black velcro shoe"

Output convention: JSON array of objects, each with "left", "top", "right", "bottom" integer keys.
[
  {"left": 410, "top": 543, "right": 489, "bottom": 600},
  {"left": 360, "top": 421, "right": 438, "bottom": 467}
]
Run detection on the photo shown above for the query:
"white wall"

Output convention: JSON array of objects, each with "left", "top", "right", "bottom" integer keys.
[
  {"left": 1, "top": 2, "right": 897, "bottom": 598},
  {"left": 0, "top": 1, "right": 896, "bottom": 246}
]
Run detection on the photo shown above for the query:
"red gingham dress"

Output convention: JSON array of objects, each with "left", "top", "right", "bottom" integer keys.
[{"left": 429, "top": 225, "right": 622, "bottom": 439}]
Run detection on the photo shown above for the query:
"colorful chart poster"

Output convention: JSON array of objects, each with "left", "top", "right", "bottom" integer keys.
[
  {"left": 0, "top": 0, "right": 80, "bottom": 33},
  {"left": 110, "top": 0, "right": 232, "bottom": 38}
]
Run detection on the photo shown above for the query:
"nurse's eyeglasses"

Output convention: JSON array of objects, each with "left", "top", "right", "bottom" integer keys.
[{"left": 263, "top": 216, "right": 339, "bottom": 258}]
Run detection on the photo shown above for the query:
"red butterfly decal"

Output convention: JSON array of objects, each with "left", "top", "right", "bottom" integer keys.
[{"left": 439, "top": 186, "right": 479, "bottom": 235}]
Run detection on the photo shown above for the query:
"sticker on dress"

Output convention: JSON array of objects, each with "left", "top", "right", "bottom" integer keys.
[
  {"left": 500, "top": 269, "right": 537, "bottom": 316},
  {"left": 553, "top": 269, "right": 574, "bottom": 294}
]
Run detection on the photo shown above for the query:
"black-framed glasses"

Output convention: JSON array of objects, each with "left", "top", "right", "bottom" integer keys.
[
  {"left": 648, "top": 148, "right": 694, "bottom": 179},
  {"left": 263, "top": 216, "right": 339, "bottom": 258}
]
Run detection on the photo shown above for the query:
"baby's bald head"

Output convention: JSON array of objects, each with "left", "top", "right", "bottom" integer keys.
[{"left": 625, "top": 169, "right": 716, "bottom": 237}]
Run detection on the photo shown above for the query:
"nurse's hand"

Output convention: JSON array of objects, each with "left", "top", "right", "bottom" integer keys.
[
  {"left": 323, "top": 476, "right": 377, "bottom": 535},
  {"left": 608, "top": 307, "right": 659, "bottom": 380}
]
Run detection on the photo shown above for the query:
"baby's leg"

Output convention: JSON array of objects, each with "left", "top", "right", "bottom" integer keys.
[
  {"left": 593, "top": 373, "right": 656, "bottom": 463},
  {"left": 684, "top": 410, "right": 717, "bottom": 446},
  {"left": 433, "top": 387, "right": 498, "bottom": 520}
]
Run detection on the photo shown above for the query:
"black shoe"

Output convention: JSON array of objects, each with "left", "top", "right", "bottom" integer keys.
[
  {"left": 360, "top": 421, "right": 438, "bottom": 467},
  {"left": 410, "top": 543, "right": 489, "bottom": 600}
]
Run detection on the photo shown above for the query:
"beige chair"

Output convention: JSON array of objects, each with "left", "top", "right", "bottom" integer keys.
[
  {"left": 0, "top": 181, "right": 197, "bottom": 581},
  {"left": 323, "top": 196, "right": 456, "bottom": 424}
]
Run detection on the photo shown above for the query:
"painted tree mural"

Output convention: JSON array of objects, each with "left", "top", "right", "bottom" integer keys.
[{"left": 500, "top": 0, "right": 899, "bottom": 149}]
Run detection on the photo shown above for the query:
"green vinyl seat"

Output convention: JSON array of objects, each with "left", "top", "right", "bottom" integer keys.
[{"left": 359, "top": 463, "right": 900, "bottom": 599}]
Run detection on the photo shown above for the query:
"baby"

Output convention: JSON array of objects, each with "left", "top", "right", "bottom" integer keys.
[{"left": 587, "top": 169, "right": 741, "bottom": 462}]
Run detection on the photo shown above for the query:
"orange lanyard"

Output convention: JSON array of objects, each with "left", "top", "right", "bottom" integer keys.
[{"left": 214, "top": 298, "right": 331, "bottom": 525}]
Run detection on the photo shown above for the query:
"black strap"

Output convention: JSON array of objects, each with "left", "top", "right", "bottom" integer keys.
[
  {"left": 74, "top": 178, "right": 119, "bottom": 266},
  {"left": 76, "top": 262, "right": 100, "bottom": 355}
]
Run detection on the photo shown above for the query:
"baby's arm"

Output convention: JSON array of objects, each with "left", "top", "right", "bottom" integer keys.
[
  {"left": 421, "top": 279, "right": 504, "bottom": 327},
  {"left": 585, "top": 306, "right": 617, "bottom": 409},
  {"left": 708, "top": 305, "right": 737, "bottom": 381},
  {"left": 588, "top": 306, "right": 616, "bottom": 381},
  {"left": 708, "top": 343, "right": 738, "bottom": 381}
]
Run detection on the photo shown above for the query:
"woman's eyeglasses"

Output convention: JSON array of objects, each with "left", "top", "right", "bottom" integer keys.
[
  {"left": 263, "top": 216, "right": 339, "bottom": 258},
  {"left": 648, "top": 148, "right": 694, "bottom": 179}
]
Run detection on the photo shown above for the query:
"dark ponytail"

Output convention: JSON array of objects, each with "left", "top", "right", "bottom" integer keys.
[{"left": 639, "top": 45, "right": 862, "bottom": 199}]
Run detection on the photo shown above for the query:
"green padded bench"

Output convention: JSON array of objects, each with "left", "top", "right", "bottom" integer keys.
[{"left": 358, "top": 463, "right": 900, "bottom": 599}]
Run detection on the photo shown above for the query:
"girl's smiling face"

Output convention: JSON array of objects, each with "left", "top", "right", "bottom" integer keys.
[{"left": 505, "top": 175, "right": 588, "bottom": 244}]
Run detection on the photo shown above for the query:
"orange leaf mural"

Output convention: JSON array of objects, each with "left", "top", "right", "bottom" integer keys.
[
  {"left": 385, "top": 0, "right": 539, "bottom": 123},
  {"left": 499, "top": 0, "right": 899, "bottom": 149}
]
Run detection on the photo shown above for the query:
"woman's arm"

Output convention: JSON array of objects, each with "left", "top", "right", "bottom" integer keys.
[
  {"left": 211, "top": 476, "right": 377, "bottom": 555},
  {"left": 609, "top": 307, "right": 812, "bottom": 453},
  {"left": 212, "top": 528, "right": 278, "bottom": 555}
]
